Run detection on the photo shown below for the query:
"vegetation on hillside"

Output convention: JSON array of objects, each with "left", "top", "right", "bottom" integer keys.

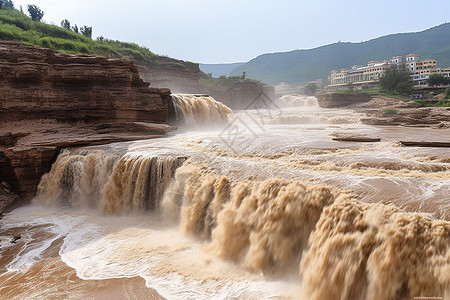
[
  {"left": 0, "top": 5, "right": 196, "bottom": 69},
  {"left": 230, "top": 23, "right": 450, "bottom": 85},
  {"left": 415, "top": 88, "right": 450, "bottom": 107}
]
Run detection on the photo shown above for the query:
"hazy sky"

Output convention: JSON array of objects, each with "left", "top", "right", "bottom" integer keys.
[{"left": 12, "top": 0, "right": 450, "bottom": 63}]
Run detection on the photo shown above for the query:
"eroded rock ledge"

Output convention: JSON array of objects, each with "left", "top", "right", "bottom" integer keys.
[
  {"left": 0, "top": 41, "right": 173, "bottom": 212},
  {"left": 0, "top": 41, "right": 170, "bottom": 123}
]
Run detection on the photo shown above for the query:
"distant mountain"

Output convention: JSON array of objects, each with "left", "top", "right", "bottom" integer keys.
[
  {"left": 230, "top": 23, "right": 450, "bottom": 85},
  {"left": 200, "top": 63, "right": 245, "bottom": 77}
]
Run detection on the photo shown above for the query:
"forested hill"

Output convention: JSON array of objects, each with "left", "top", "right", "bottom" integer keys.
[
  {"left": 230, "top": 23, "right": 450, "bottom": 85},
  {"left": 0, "top": 7, "right": 198, "bottom": 72}
]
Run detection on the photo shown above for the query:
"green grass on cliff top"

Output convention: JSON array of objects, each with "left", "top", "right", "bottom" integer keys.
[{"left": 0, "top": 8, "right": 196, "bottom": 70}]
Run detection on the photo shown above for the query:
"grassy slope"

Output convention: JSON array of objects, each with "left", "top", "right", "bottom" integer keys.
[
  {"left": 231, "top": 23, "right": 450, "bottom": 85},
  {"left": 0, "top": 8, "right": 197, "bottom": 70},
  {"left": 0, "top": 8, "right": 262, "bottom": 90}
]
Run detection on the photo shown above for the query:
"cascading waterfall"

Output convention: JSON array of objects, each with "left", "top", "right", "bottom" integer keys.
[
  {"left": 162, "top": 162, "right": 450, "bottom": 299},
  {"left": 170, "top": 94, "right": 232, "bottom": 127},
  {"left": 31, "top": 148, "right": 450, "bottom": 299},
  {"left": 279, "top": 95, "right": 319, "bottom": 107},
  {"left": 36, "top": 150, "right": 187, "bottom": 214}
]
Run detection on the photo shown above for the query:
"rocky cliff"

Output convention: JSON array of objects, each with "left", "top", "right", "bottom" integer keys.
[
  {"left": 0, "top": 41, "right": 170, "bottom": 124},
  {"left": 0, "top": 41, "right": 172, "bottom": 212}
]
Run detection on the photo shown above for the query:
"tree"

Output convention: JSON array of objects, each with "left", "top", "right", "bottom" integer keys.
[
  {"left": 304, "top": 83, "right": 318, "bottom": 96},
  {"left": 241, "top": 71, "right": 246, "bottom": 79},
  {"left": 61, "top": 19, "right": 71, "bottom": 30},
  {"left": 80, "top": 25, "right": 92, "bottom": 38},
  {"left": 72, "top": 24, "right": 79, "bottom": 33},
  {"left": 379, "top": 65, "right": 413, "bottom": 94},
  {"left": 0, "top": 0, "right": 15, "bottom": 9},
  {"left": 27, "top": 4, "right": 44, "bottom": 21},
  {"left": 427, "top": 74, "right": 450, "bottom": 86},
  {"left": 396, "top": 81, "right": 413, "bottom": 95}
]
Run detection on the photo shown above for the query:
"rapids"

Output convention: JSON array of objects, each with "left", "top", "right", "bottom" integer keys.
[{"left": 1, "top": 95, "right": 449, "bottom": 299}]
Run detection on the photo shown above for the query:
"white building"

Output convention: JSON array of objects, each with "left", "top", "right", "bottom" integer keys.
[{"left": 328, "top": 54, "right": 448, "bottom": 87}]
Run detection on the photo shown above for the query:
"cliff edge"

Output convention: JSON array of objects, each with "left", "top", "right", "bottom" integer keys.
[{"left": 0, "top": 41, "right": 172, "bottom": 212}]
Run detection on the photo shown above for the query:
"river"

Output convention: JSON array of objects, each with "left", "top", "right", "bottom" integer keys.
[{"left": 1, "top": 95, "right": 449, "bottom": 299}]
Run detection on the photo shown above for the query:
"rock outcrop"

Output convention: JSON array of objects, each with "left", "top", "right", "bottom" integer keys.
[
  {"left": 1, "top": 147, "right": 59, "bottom": 200},
  {"left": 0, "top": 41, "right": 174, "bottom": 213},
  {"left": 0, "top": 41, "right": 170, "bottom": 124},
  {"left": 349, "top": 96, "right": 450, "bottom": 128}
]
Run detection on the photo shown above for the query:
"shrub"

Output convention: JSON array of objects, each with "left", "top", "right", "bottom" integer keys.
[{"left": 381, "top": 108, "right": 398, "bottom": 115}]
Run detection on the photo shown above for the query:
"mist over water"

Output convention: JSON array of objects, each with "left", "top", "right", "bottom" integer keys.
[{"left": 1, "top": 95, "right": 449, "bottom": 299}]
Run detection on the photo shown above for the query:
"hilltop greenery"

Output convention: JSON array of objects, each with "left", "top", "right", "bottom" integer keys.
[
  {"left": 0, "top": 6, "right": 196, "bottom": 69},
  {"left": 231, "top": 23, "right": 450, "bottom": 85}
]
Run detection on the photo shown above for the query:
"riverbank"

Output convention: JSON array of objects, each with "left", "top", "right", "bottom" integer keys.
[{"left": 349, "top": 95, "right": 450, "bottom": 128}]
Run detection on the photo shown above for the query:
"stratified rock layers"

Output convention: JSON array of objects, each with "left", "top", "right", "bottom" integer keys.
[
  {"left": 0, "top": 41, "right": 170, "bottom": 124},
  {"left": 0, "top": 41, "right": 172, "bottom": 208}
]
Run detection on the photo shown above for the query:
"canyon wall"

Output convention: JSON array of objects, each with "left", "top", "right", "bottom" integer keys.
[
  {"left": 0, "top": 41, "right": 170, "bottom": 124},
  {"left": 0, "top": 41, "right": 172, "bottom": 210}
]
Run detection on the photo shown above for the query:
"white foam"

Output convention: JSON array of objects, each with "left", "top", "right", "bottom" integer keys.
[
  {"left": 1, "top": 206, "right": 92, "bottom": 271},
  {"left": 60, "top": 223, "right": 297, "bottom": 299},
  {"left": 2, "top": 206, "right": 300, "bottom": 299}
]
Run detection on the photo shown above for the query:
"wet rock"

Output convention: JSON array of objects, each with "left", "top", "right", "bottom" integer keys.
[
  {"left": 400, "top": 141, "right": 450, "bottom": 147},
  {"left": 332, "top": 136, "right": 381, "bottom": 142}
]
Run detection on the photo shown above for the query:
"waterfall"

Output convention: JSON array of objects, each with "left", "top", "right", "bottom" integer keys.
[
  {"left": 170, "top": 94, "right": 232, "bottom": 127},
  {"left": 36, "top": 150, "right": 187, "bottom": 214},
  {"left": 161, "top": 162, "right": 450, "bottom": 298}
]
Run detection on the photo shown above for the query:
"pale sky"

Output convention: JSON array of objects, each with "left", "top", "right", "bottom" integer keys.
[{"left": 12, "top": 0, "right": 450, "bottom": 63}]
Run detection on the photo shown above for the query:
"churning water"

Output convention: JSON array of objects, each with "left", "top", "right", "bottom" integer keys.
[{"left": 1, "top": 95, "right": 449, "bottom": 299}]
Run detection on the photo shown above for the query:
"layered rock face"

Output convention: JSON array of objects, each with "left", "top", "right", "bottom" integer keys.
[
  {"left": 0, "top": 41, "right": 170, "bottom": 123},
  {"left": 0, "top": 147, "right": 58, "bottom": 200},
  {"left": 0, "top": 41, "right": 172, "bottom": 211}
]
